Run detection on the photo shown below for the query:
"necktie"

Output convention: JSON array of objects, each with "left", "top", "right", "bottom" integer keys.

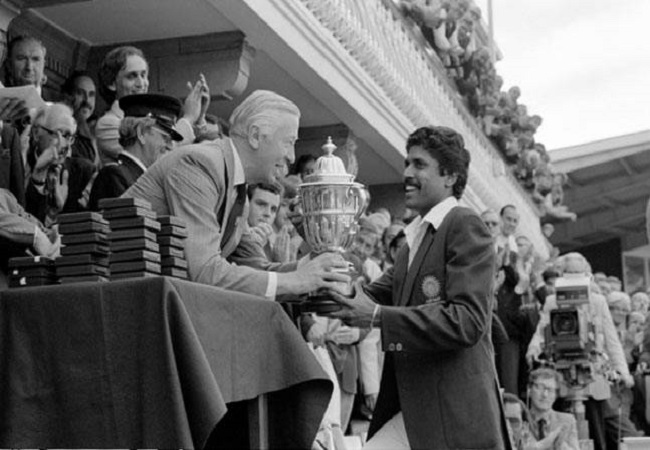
[
  {"left": 537, "top": 418, "right": 547, "bottom": 439},
  {"left": 220, "top": 183, "right": 247, "bottom": 250}
]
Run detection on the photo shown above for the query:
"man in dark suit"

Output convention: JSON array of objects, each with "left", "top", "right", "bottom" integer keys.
[
  {"left": 61, "top": 70, "right": 99, "bottom": 166},
  {"left": 88, "top": 93, "right": 182, "bottom": 210},
  {"left": 329, "top": 126, "right": 510, "bottom": 449},
  {"left": 25, "top": 103, "right": 95, "bottom": 224}
]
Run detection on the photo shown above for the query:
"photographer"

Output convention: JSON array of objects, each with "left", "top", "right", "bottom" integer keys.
[{"left": 525, "top": 252, "right": 632, "bottom": 450}]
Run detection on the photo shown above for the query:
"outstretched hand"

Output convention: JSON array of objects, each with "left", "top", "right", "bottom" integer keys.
[
  {"left": 182, "top": 73, "right": 210, "bottom": 125},
  {"left": 278, "top": 252, "right": 352, "bottom": 296},
  {"left": 0, "top": 97, "right": 29, "bottom": 122},
  {"left": 328, "top": 279, "right": 378, "bottom": 328}
]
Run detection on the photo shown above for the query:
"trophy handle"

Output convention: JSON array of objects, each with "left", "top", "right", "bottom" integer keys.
[{"left": 348, "top": 184, "right": 370, "bottom": 220}]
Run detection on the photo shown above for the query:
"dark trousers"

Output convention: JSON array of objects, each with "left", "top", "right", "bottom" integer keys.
[
  {"left": 585, "top": 398, "right": 607, "bottom": 450},
  {"left": 496, "top": 340, "right": 520, "bottom": 396}
]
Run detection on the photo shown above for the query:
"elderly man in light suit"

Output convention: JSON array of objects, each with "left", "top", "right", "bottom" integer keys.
[
  {"left": 123, "top": 90, "right": 348, "bottom": 299},
  {"left": 329, "top": 126, "right": 510, "bottom": 449}
]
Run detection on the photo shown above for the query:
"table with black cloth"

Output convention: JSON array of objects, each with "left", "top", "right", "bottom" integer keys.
[{"left": 0, "top": 277, "right": 332, "bottom": 449}]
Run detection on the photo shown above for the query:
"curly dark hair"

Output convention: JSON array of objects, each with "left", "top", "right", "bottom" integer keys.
[
  {"left": 406, "top": 126, "right": 470, "bottom": 199},
  {"left": 61, "top": 70, "right": 94, "bottom": 97}
]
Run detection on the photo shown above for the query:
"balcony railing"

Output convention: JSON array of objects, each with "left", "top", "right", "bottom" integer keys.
[{"left": 299, "top": 0, "right": 538, "bottom": 213}]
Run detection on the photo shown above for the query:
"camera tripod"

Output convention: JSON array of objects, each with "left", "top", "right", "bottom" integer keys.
[{"left": 563, "top": 386, "right": 593, "bottom": 450}]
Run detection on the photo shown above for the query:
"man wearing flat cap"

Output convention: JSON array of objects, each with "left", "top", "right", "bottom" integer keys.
[{"left": 88, "top": 93, "right": 182, "bottom": 210}]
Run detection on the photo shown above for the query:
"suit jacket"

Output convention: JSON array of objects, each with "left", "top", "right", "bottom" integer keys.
[
  {"left": 228, "top": 228, "right": 298, "bottom": 273},
  {"left": 364, "top": 206, "right": 510, "bottom": 449},
  {"left": 0, "top": 123, "right": 26, "bottom": 206},
  {"left": 123, "top": 138, "right": 270, "bottom": 297},
  {"left": 530, "top": 410, "right": 580, "bottom": 450},
  {"left": 88, "top": 154, "right": 144, "bottom": 211}
]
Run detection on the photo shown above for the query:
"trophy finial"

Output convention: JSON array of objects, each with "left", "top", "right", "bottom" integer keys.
[{"left": 322, "top": 136, "right": 336, "bottom": 156}]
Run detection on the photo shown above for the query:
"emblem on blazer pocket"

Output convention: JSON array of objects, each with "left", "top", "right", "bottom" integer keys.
[{"left": 421, "top": 275, "right": 441, "bottom": 302}]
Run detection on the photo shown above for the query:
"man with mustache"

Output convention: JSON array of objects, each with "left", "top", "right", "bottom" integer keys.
[
  {"left": 62, "top": 70, "right": 99, "bottom": 166},
  {"left": 328, "top": 126, "right": 510, "bottom": 449},
  {"left": 124, "top": 89, "right": 350, "bottom": 299}
]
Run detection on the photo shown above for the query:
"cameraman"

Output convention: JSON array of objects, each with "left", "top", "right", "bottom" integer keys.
[{"left": 526, "top": 252, "right": 632, "bottom": 450}]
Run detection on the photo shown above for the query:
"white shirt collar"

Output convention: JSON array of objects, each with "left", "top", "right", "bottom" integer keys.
[
  {"left": 111, "top": 100, "right": 124, "bottom": 119},
  {"left": 229, "top": 139, "right": 245, "bottom": 186},
  {"left": 404, "top": 196, "right": 458, "bottom": 251},
  {"left": 120, "top": 150, "right": 147, "bottom": 173}
]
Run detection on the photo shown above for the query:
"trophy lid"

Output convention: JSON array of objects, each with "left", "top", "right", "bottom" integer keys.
[{"left": 303, "top": 136, "right": 355, "bottom": 184}]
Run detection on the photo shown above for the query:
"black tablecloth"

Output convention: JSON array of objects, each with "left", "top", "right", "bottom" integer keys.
[{"left": 0, "top": 277, "right": 332, "bottom": 448}]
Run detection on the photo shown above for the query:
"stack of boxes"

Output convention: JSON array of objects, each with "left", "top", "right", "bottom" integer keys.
[
  {"left": 99, "top": 198, "right": 162, "bottom": 280},
  {"left": 157, "top": 215, "right": 188, "bottom": 279},
  {"left": 6, "top": 200, "right": 192, "bottom": 288},
  {"left": 8, "top": 256, "right": 57, "bottom": 288},
  {"left": 56, "top": 211, "right": 111, "bottom": 283}
]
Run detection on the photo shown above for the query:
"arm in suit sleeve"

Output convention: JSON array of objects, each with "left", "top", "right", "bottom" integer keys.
[
  {"left": 24, "top": 181, "right": 48, "bottom": 224},
  {"left": 364, "top": 265, "right": 395, "bottom": 306},
  {"left": 88, "top": 166, "right": 131, "bottom": 211},
  {"left": 161, "top": 156, "right": 271, "bottom": 297},
  {"left": 502, "top": 262, "right": 519, "bottom": 287},
  {"left": 0, "top": 189, "right": 41, "bottom": 244},
  {"left": 229, "top": 229, "right": 298, "bottom": 272},
  {"left": 596, "top": 294, "right": 630, "bottom": 377},
  {"left": 380, "top": 213, "right": 495, "bottom": 353}
]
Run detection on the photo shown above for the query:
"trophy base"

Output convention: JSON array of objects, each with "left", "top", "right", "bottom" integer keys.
[{"left": 300, "top": 290, "right": 343, "bottom": 314}]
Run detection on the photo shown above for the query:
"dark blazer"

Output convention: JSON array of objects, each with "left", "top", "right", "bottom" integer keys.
[
  {"left": 364, "top": 205, "right": 511, "bottom": 449},
  {"left": 88, "top": 153, "right": 144, "bottom": 211},
  {"left": 0, "top": 123, "right": 26, "bottom": 206}
]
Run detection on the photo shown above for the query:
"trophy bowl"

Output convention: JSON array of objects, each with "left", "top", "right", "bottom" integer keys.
[{"left": 298, "top": 137, "right": 369, "bottom": 314}]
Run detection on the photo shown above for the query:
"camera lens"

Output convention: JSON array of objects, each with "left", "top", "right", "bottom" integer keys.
[{"left": 551, "top": 311, "right": 578, "bottom": 335}]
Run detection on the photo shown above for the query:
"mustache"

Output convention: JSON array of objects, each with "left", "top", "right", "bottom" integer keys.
[{"left": 404, "top": 177, "right": 419, "bottom": 188}]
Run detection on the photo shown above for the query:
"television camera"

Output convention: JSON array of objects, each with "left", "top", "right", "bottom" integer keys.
[
  {"left": 543, "top": 273, "right": 596, "bottom": 389},
  {"left": 541, "top": 273, "right": 605, "bottom": 445}
]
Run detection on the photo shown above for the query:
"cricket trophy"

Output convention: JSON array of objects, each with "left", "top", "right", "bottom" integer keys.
[{"left": 299, "top": 136, "right": 369, "bottom": 313}]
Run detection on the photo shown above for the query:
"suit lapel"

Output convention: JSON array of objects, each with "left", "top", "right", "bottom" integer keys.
[
  {"left": 392, "top": 244, "right": 409, "bottom": 305},
  {"left": 399, "top": 224, "right": 436, "bottom": 306},
  {"left": 219, "top": 141, "right": 244, "bottom": 255}
]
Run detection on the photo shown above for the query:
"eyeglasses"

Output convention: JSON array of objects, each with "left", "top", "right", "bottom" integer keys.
[
  {"left": 531, "top": 382, "right": 555, "bottom": 395},
  {"left": 39, "top": 124, "right": 76, "bottom": 144}
]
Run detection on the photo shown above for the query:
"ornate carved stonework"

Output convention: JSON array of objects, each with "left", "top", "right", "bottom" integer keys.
[{"left": 297, "top": 0, "right": 547, "bottom": 257}]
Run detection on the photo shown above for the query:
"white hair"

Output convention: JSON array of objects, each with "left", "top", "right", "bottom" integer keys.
[
  {"left": 33, "top": 102, "right": 76, "bottom": 134},
  {"left": 228, "top": 90, "right": 300, "bottom": 138}
]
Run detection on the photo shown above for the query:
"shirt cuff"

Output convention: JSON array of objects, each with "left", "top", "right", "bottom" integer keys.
[
  {"left": 265, "top": 271, "right": 277, "bottom": 300},
  {"left": 177, "top": 117, "right": 196, "bottom": 144},
  {"left": 32, "top": 226, "right": 49, "bottom": 255}
]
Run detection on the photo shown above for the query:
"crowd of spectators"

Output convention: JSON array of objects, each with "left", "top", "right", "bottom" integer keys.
[
  {"left": 479, "top": 203, "right": 650, "bottom": 450},
  {"left": 397, "top": 0, "right": 577, "bottom": 224}
]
